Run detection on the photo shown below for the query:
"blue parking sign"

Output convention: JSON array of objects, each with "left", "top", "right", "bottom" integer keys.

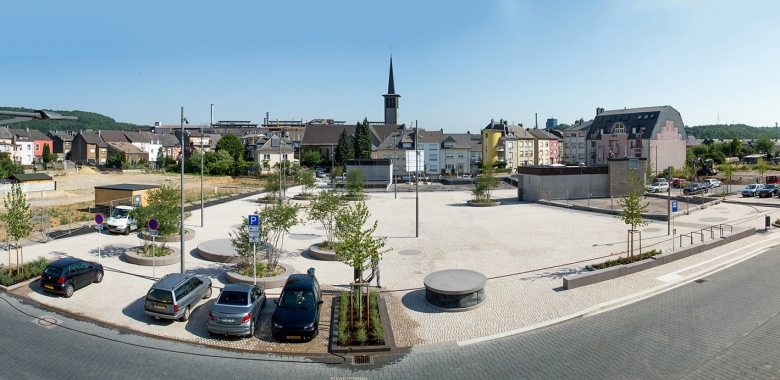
[
  {"left": 248, "top": 215, "right": 259, "bottom": 226},
  {"left": 672, "top": 200, "right": 678, "bottom": 212}
]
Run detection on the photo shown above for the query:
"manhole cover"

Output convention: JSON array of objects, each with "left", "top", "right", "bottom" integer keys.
[
  {"left": 288, "top": 234, "right": 319, "bottom": 240},
  {"left": 352, "top": 355, "right": 372, "bottom": 365},
  {"left": 399, "top": 249, "right": 422, "bottom": 256},
  {"left": 694, "top": 279, "right": 707, "bottom": 284},
  {"left": 642, "top": 228, "right": 661, "bottom": 232},
  {"left": 713, "top": 207, "right": 726, "bottom": 210},
  {"left": 698, "top": 217, "right": 728, "bottom": 223},
  {"left": 314, "top": 226, "right": 326, "bottom": 231}
]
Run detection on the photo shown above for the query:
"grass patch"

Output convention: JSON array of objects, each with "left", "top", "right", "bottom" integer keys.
[
  {"left": 135, "top": 246, "right": 174, "bottom": 257},
  {"left": 236, "top": 262, "right": 284, "bottom": 278},
  {"left": 591, "top": 249, "right": 663, "bottom": 270},
  {"left": 337, "top": 290, "right": 385, "bottom": 346}
]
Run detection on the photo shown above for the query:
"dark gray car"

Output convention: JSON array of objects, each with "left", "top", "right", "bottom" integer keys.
[
  {"left": 207, "top": 284, "right": 267, "bottom": 337},
  {"left": 144, "top": 274, "right": 212, "bottom": 322}
]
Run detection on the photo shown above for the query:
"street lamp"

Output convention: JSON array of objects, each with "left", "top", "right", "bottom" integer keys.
[
  {"left": 0, "top": 110, "right": 78, "bottom": 125},
  {"left": 180, "top": 107, "right": 189, "bottom": 274}
]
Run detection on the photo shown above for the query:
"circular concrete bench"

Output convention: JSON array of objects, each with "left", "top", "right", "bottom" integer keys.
[
  {"left": 124, "top": 246, "right": 181, "bottom": 266},
  {"left": 466, "top": 200, "right": 501, "bottom": 207},
  {"left": 293, "top": 194, "right": 314, "bottom": 200},
  {"left": 308, "top": 243, "right": 345, "bottom": 261},
  {"left": 344, "top": 195, "right": 372, "bottom": 201},
  {"left": 225, "top": 262, "right": 296, "bottom": 289},
  {"left": 139, "top": 228, "right": 196, "bottom": 242},
  {"left": 197, "top": 239, "right": 239, "bottom": 263},
  {"left": 423, "top": 269, "right": 487, "bottom": 312}
]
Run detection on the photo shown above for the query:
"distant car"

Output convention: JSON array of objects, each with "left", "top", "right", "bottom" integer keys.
[
  {"left": 767, "top": 175, "right": 778, "bottom": 185},
  {"left": 144, "top": 273, "right": 212, "bottom": 322},
  {"left": 207, "top": 284, "right": 267, "bottom": 337},
  {"left": 316, "top": 171, "right": 326, "bottom": 178},
  {"left": 741, "top": 184, "right": 765, "bottom": 197},
  {"left": 40, "top": 258, "right": 104, "bottom": 298},
  {"left": 645, "top": 181, "right": 669, "bottom": 193},
  {"left": 683, "top": 183, "right": 709, "bottom": 195},
  {"left": 462, "top": 174, "right": 470, "bottom": 179},
  {"left": 671, "top": 178, "right": 688, "bottom": 188},
  {"left": 757, "top": 184, "right": 779, "bottom": 198},
  {"left": 272, "top": 268, "right": 323, "bottom": 342},
  {"left": 652, "top": 178, "right": 668, "bottom": 184},
  {"left": 703, "top": 179, "right": 722, "bottom": 188}
]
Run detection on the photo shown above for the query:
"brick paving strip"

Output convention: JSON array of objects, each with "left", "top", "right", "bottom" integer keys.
[{"left": 3, "top": 185, "right": 778, "bottom": 354}]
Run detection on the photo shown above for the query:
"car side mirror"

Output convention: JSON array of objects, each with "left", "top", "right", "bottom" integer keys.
[
  {"left": 318, "top": 300, "right": 324, "bottom": 305},
  {"left": 273, "top": 300, "right": 278, "bottom": 305}
]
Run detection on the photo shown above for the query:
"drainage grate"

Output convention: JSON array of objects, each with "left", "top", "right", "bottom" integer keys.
[
  {"left": 694, "top": 279, "right": 707, "bottom": 284},
  {"left": 352, "top": 355, "right": 372, "bottom": 365}
]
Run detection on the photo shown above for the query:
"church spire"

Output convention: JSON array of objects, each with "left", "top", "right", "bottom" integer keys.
[{"left": 388, "top": 56, "right": 395, "bottom": 94}]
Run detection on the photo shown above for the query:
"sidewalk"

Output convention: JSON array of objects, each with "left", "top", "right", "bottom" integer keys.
[{"left": 5, "top": 186, "right": 778, "bottom": 354}]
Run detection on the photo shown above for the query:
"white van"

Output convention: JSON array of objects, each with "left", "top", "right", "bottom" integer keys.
[{"left": 106, "top": 206, "right": 138, "bottom": 235}]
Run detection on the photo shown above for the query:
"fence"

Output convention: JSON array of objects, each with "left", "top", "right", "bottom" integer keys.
[{"left": 677, "top": 223, "right": 733, "bottom": 248}]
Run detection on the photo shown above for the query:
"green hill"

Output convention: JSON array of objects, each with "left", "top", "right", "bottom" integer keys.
[
  {"left": 0, "top": 107, "right": 146, "bottom": 133},
  {"left": 685, "top": 124, "right": 780, "bottom": 140}
]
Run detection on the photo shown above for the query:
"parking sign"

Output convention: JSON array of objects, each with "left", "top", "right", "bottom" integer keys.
[
  {"left": 248, "top": 215, "right": 259, "bottom": 226},
  {"left": 672, "top": 200, "right": 678, "bottom": 212}
]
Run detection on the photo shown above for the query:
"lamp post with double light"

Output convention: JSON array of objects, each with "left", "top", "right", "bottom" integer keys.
[{"left": 180, "top": 107, "right": 189, "bottom": 274}]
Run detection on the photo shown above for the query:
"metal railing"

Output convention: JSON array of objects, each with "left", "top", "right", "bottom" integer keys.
[{"left": 678, "top": 223, "right": 733, "bottom": 247}]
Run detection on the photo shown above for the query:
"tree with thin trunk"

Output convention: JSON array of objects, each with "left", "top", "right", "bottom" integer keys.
[
  {"left": 257, "top": 202, "right": 300, "bottom": 270},
  {"left": 334, "top": 202, "right": 391, "bottom": 282},
  {"left": 721, "top": 162, "right": 734, "bottom": 194},
  {"left": 756, "top": 158, "right": 768, "bottom": 184},
  {"left": 615, "top": 169, "right": 650, "bottom": 262},
  {"left": 307, "top": 189, "right": 343, "bottom": 250},
  {"left": 2, "top": 184, "right": 32, "bottom": 274}
]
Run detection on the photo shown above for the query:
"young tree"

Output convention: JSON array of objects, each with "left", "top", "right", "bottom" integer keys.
[
  {"left": 156, "top": 149, "right": 165, "bottom": 169},
  {"left": 330, "top": 166, "right": 344, "bottom": 184},
  {"left": 615, "top": 169, "right": 650, "bottom": 262},
  {"left": 345, "top": 169, "right": 366, "bottom": 198},
  {"left": 229, "top": 214, "right": 262, "bottom": 274},
  {"left": 334, "top": 202, "right": 391, "bottom": 282},
  {"left": 215, "top": 133, "right": 245, "bottom": 161},
  {"left": 0, "top": 154, "right": 24, "bottom": 178},
  {"left": 2, "top": 184, "right": 32, "bottom": 274},
  {"left": 257, "top": 202, "right": 300, "bottom": 270},
  {"left": 335, "top": 129, "right": 353, "bottom": 167},
  {"left": 42, "top": 145, "right": 53, "bottom": 164},
  {"left": 129, "top": 182, "right": 191, "bottom": 251},
  {"left": 472, "top": 164, "right": 500, "bottom": 202},
  {"left": 307, "top": 189, "right": 343, "bottom": 250},
  {"left": 721, "top": 162, "right": 734, "bottom": 193},
  {"left": 300, "top": 149, "right": 324, "bottom": 168},
  {"left": 354, "top": 118, "right": 372, "bottom": 159},
  {"left": 756, "top": 158, "right": 768, "bottom": 183},
  {"left": 297, "top": 169, "right": 317, "bottom": 196},
  {"left": 261, "top": 170, "right": 288, "bottom": 200}
]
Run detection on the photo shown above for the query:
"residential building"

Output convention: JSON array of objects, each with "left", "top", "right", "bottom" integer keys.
[
  {"left": 123, "top": 131, "right": 162, "bottom": 164},
  {"left": 9, "top": 129, "right": 34, "bottom": 165},
  {"left": 252, "top": 134, "right": 296, "bottom": 167},
  {"left": 529, "top": 129, "right": 560, "bottom": 165},
  {"left": 106, "top": 142, "right": 147, "bottom": 164},
  {"left": 440, "top": 133, "right": 473, "bottom": 176},
  {"left": 159, "top": 134, "right": 181, "bottom": 160},
  {"left": 71, "top": 131, "right": 108, "bottom": 164},
  {"left": 585, "top": 106, "right": 687, "bottom": 171},
  {"left": 48, "top": 131, "right": 74, "bottom": 157},
  {"left": 482, "top": 119, "right": 535, "bottom": 170},
  {"left": 27, "top": 130, "right": 53, "bottom": 162},
  {"left": 563, "top": 119, "right": 593, "bottom": 164}
]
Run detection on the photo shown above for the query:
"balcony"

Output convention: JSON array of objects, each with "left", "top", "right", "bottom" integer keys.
[{"left": 495, "top": 145, "right": 505, "bottom": 152}]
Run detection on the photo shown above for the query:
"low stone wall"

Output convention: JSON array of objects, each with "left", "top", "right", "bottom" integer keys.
[
  {"left": 139, "top": 228, "right": 196, "bottom": 242},
  {"left": 124, "top": 247, "right": 181, "bottom": 266},
  {"left": 563, "top": 227, "right": 756, "bottom": 289},
  {"left": 330, "top": 294, "right": 395, "bottom": 354},
  {"left": 308, "top": 244, "right": 344, "bottom": 261},
  {"left": 225, "top": 262, "right": 296, "bottom": 289},
  {"left": 466, "top": 200, "right": 501, "bottom": 207}
]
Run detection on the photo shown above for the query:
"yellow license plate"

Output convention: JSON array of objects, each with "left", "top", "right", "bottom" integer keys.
[
  {"left": 286, "top": 336, "right": 301, "bottom": 340},
  {"left": 154, "top": 304, "right": 166, "bottom": 310},
  {"left": 44, "top": 285, "right": 54, "bottom": 289}
]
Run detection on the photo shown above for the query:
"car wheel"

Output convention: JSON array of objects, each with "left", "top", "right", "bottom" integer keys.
[
  {"left": 179, "top": 306, "right": 190, "bottom": 322},
  {"left": 64, "top": 284, "right": 74, "bottom": 298},
  {"left": 203, "top": 286, "right": 212, "bottom": 299},
  {"left": 123, "top": 226, "right": 130, "bottom": 235},
  {"left": 94, "top": 271, "right": 104, "bottom": 283}
]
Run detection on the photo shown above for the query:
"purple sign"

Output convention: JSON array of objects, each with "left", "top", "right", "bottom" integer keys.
[
  {"left": 148, "top": 218, "right": 159, "bottom": 230},
  {"left": 95, "top": 213, "right": 104, "bottom": 225}
]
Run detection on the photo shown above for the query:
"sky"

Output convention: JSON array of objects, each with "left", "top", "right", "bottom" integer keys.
[{"left": 2, "top": 0, "right": 779, "bottom": 132}]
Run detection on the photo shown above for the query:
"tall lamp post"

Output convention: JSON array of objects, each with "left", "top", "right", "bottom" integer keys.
[
  {"left": 393, "top": 134, "right": 397, "bottom": 199},
  {"left": 415, "top": 120, "right": 420, "bottom": 238},
  {"left": 180, "top": 107, "right": 189, "bottom": 274}
]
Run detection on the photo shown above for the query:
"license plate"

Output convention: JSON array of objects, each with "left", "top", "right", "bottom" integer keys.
[
  {"left": 220, "top": 318, "right": 235, "bottom": 323},
  {"left": 154, "top": 304, "right": 166, "bottom": 310},
  {"left": 286, "top": 335, "right": 301, "bottom": 340},
  {"left": 44, "top": 285, "right": 53, "bottom": 290}
]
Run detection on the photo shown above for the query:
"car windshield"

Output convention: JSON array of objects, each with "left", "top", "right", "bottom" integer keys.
[
  {"left": 147, "top": 289, "right": 173, "bottom": 303},
  {"left": 217, "top": 291, "right": 249, "bottom": 305},
  {"left": 748, "top": 185, "right": 759, "bottom": 189},
  {"left": 111, "top": 209, "right": 129, "bottom": 218},
  {"left": 767, "top": 185, "right": 777, "bottom": 189},
  {"left": 652, "top": 182, "right": 663, "bottom": 186},
  {"left": 43, "top": 266, "right": 63, "bottom": 277},
  {"left": 278, "top": 290, "right": 315, "bottom": 308}
]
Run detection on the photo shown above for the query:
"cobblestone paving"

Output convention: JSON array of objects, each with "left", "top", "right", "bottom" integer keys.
[{"left": 9, "top": 184, "right": 779, "bottom": 354}]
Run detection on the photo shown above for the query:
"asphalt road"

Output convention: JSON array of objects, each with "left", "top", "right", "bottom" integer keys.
[{"left": 2, "top": 244, "right": 780, "bottom": 379}]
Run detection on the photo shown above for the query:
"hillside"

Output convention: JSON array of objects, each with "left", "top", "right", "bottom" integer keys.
[
  {"left": 684, "top": 124, "right": 779, "bottom": 140},
  {"left": 0, "top": 107, "right": 146, "bottom": 133}
]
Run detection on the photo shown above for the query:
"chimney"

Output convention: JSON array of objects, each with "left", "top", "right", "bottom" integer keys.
[
  {"left": 98, "top": 130, "right": 101, "bottom": 137},
  {"left": 535, "top": 113, "right": 538, "bottom": 129}
]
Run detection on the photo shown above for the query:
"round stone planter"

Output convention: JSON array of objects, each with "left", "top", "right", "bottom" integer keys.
[
  {"left": 124, "top": 246, "right": 181, "bottom": 266},
  {"left": 423, "top": 269, "right": 487, "bottom": 312},
  {"left": 226, "top": 262, "right": 296, "bottom": 289},
  {"left": 197, "top": 239, "right": 239, "bottom": 263},
  {"left": 308, "top": 243, "right": 344, "bottom": 261},
  {"left": 773, "top": 222, "right": 780, "bottom": 228},
  {"left": 259, "top": 197, "right": 289, "bottom": 204},
  {"left": 139, "top": 228, "right": 196, "bottom": 242},
  {"left": 466, "top": 200, "right": 501, "bottom": 207},
  {"left": 344, "top": 194, "right": 372, "bottom": 201},
  {"left": 293, "top": 194, "right": 314, "bottom": 201}
]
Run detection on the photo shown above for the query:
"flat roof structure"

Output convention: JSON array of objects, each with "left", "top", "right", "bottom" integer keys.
[{"left": 94, "top": 184, "right": 160, "bottom": 191}]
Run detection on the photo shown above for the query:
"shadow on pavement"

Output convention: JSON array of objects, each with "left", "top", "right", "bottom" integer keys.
[
  {"left": 401, "top": 289, "right": 440, "bottom": 314},
  {"left": 88, "top": 244, "right": 134, "bottom": 259},
  {"left": 516, "top": 267, "right": 584, "bottom": 282},
  {"left": 121, "top": 295, "right": 175, "bottom": 326}
]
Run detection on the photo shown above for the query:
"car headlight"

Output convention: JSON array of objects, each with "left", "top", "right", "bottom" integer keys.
[
  {"left": 273, "top": 323, "right": 283, "bottom": 329},
  {"left": 303, "top": 323, "right": 315, "bottom": 331}
]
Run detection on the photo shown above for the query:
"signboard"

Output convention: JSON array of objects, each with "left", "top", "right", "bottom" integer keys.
[
  {"left": 95, "top": 213, "right": 104, "bottom": 225},
  {"left": 147, "top": 230, "right": 158, "bottom": 236},
  {"left": 249, "top": 237, "right": 260, "bottom": 243},
  {"left": 405, "top": 150, "right": 425, "bottom": 172},
  {"left": 95, "top": 224, "right": 103, "bottom": 230},
  {"left": 248, "top": 215, "right": 259, "bottom": 226},
  {"left": 671, "top": 200, "right": 678, "bottom": 213},
  {"left": 148, "top": 218, "right": 159, "bottom": 231}
]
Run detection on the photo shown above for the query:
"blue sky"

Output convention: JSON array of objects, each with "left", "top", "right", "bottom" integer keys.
[{"left": 2, "top": 0, "right": 779, "bottom": 132}]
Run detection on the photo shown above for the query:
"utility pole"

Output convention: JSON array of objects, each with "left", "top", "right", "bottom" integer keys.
[
  {"left": 393, "top": 134, "right": 397, "bottom": 199},
  {"left": 180, "top": 107, "right": 186, "bottom": 274},
  {"left": 415, "top": 120, "right": 419, "bottom": 238}
]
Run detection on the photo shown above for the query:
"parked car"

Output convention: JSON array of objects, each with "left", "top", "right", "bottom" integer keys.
[
  {"left": 757, "top": 184, "right": 780, "bottom": 198},
  {"left": 462, "top": 174, "right": 471, "bottom": 179},
  {"left": 767, "top": 175, "right": 778, "bottom": 185},
  {"left": 741, "top": 184, "right": 765, "bottom": 197},
  {"left": 703, "top": 178, "right": 722, "bottom": 188},
  {"left": 645, "top": 181, "right": 669, "bottom": 193},
  {"left": 670, "top": 178, "right": 688, "bottom": 188},
  {"left": 272, "top": 268, "right": 323, "bottom": 342},
  {"left": 106, "top": 205, "right": 138, "bottom": 235},
  {"left": 40, "top": 257, "right": 104, "bottom": 298},
  {"left": 652, "top": 177, "right": 668, "bottom": 184},
  {"left": 144, "top": 273, "right": 212, "bottom": 322},
  {"left": 207, "top": 284, "right": 267, "bottom": 337},
  {"left": 683, "top": 183, "right": 709, "bottom": 195}
]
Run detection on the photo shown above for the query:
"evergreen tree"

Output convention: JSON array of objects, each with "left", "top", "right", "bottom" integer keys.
[
  {"left": 335, "top": 129, "right": 353, "bottom": 167},
  {"left": 354, "top": 118, "right": 372, "bottom": 159},
  {"left": 215, "top": 133, "right": 245, "bottom": 161}
]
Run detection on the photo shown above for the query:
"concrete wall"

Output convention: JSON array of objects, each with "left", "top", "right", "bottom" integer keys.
[
  {"left": 608, "top": 158, "right": 647, "bottom": 197},
  {"left": 0, "top": 182, "right": 55, "bottom": 194},
  {"left": 516, "top": 166, "right": 610, "bottom": 201},
  {"left": 346, "top": 160, "right": 392, "bottom": 182}
]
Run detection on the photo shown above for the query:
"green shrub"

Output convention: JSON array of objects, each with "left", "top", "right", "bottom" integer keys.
[
  {"left": 0, "top": 258, "right": 49, "bottom": 286},
  {"left": 356, "top": 327, "right": 367, "bottom": 344},
  {"left": 338, "top": 330, "right": 349, "bottom": 345},
  {"left": 592, "top": 249, "right": 663, "bottom": 269}
]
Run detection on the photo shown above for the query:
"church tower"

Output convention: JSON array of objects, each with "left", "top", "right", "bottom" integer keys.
[{"left": 383, "top": 56, "right": 400, "bottom": 125}]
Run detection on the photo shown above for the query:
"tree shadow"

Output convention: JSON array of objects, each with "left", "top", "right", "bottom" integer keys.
[
  {"left": 516, "top": 267, "right": 587, "bottom": 282},
  {"left": 445, "top": 203, "right": 470, "bottom": 207},
  {"left": 88, "top": 244, "right": 134, "bottom": 259},
  {"left": 400, "top": 289, "right": 440, "bottom": 314}
]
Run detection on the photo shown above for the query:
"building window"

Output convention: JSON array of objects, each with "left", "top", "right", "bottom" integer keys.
[
  {"left": 446, "top": 164, "right": 453, "bottom": 169},
  {"left": 507, "top": 142, "right": 513, "bottom": 148},
  {"left": 283, "top": 154, "right": 288, "bottom": 159},
  {"left": 613, "top": 123, "right": 626, "bottom": 134},
  {"left": 35, "top": 144, "right": 40, "bottom": 151},
  {"left": 458, "top": 153, "right": 464, "bottom": 158},
  {"left": 446, "top": 154, "right": 454, "bottom": 159},
  {"left": 90, "top": 148, "right": 95, "bottom": 153}
]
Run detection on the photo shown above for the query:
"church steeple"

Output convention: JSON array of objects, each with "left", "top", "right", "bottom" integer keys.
[
  {"left": 388, "top": 56, "right": 395, "bottom": 94},
  {"left": 383, "top": 56, "right": 400, "bottom": 125}
]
